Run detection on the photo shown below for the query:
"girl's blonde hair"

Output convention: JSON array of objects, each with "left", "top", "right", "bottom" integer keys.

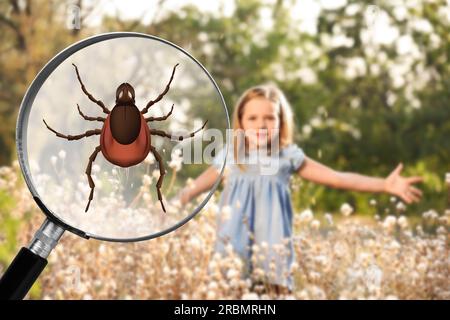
[{"left": 231, "top": 82, "right": 294, "bottom": 171}]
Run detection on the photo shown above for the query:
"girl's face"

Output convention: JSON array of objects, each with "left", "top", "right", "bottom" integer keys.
[{"left": 240, "top": 97, "right": 280, "bottom": 149}]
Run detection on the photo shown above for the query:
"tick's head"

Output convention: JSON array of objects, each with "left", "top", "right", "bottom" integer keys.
[{"left": 116, "top": 83, "right": 135, "bottom": 105}]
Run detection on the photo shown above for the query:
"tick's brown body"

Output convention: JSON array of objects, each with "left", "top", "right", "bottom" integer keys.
[
  {"left": 101, "top": 108, "right": 151, "bottom": 167},
  {"left": 43, "top": 63, "right": 207, "bottom": 213}
]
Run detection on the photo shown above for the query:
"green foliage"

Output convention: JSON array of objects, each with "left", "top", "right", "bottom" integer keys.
[
  {"left": 0, "top": 190, "right": 19, "bottom": 266},
  {"left": 0, "top": 0, "right": 448, "bottom": 215}
]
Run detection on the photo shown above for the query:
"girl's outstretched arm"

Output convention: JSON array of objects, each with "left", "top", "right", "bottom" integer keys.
[
  {"left": 177, "top": 166, "right": 221, "bottom": 205},
  {"left": 297, "top": 157, "right": 423, "bottom": 204}
]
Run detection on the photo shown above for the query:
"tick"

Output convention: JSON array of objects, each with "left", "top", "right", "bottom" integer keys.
[{"left": 43, "top": 63, "right": 207, "bottom": 213}]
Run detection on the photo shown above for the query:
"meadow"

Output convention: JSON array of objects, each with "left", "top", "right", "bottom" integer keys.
[{"left": 0, "top": 161, "right": 448, "bottom": 300}]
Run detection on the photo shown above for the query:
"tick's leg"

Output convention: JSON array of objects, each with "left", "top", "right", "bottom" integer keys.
[
  {"left": 145, "top": 104, "right": 174, "bottom": 122},
  {"left": 43, "top": 119, "right": 101, "bottom": 140},
  {"left": 77, "top": 104, "right": 106, "bottom": 122},
  {"left": 72, "top": 63, "right": 110, "bottom": 114},
  {"left": 150, "top": 145, "right": 167, "bottom": 213},
  {"left": 150, "top": 120, "right": 208, "bottom": 141},
  {"left": 141, "top": 63, "right": 179, "bottom": 115},
  {"left": 85, "top": 145, "right": 102, "bottom": 212}
]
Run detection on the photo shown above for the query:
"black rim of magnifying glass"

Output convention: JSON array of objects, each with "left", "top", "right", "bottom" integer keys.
[{"left": 16, "top": 31, "right": 230, "bottom": 242}]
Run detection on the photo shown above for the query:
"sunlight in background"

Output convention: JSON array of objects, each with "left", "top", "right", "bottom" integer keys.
[
  {"left": 81, "top": 0, "right": 236, "bottom": 26},
  {"left": 78, "top": 0, "right": 422, "bottom": 53}
]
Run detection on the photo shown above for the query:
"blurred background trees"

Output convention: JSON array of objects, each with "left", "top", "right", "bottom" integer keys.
[{"left": 0, "top": 0, "right": 448, "bottom": 215}]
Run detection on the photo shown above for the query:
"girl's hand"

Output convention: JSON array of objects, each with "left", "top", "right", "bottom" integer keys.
[{"left": 383, "top": 163, "right": 424, "bottom": 204}]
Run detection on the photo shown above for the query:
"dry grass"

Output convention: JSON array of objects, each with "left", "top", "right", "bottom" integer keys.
[{"left": 0, "top": 162, "right": 449, "bottom": 300}]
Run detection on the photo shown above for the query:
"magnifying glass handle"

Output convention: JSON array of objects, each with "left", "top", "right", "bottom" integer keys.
[
  {"left": 0, "top": 219, "right": 64, "bottom": 300},
  {"left": 0, "top": 247, "right": 47, "bottom": 300}
]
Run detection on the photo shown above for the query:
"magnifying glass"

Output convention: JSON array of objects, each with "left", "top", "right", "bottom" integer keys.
[{"left": 0, "top": 32, "right": 229, "bottom": 300}]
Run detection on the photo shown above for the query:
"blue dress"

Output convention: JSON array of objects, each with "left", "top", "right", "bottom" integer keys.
[{"left": 212, "top": 143, "right": 306, "bottom": 290}]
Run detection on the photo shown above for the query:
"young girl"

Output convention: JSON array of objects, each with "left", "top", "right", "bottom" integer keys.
[{"left": 177, "top": 83, "right": 423, "bottom": 294}]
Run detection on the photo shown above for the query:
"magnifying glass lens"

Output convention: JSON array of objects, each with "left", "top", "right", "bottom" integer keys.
[{"left": 20, "top": 35, "right": 228, "bottom": 241}]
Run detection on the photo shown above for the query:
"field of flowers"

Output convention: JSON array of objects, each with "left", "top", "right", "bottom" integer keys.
[{"left": 0, "top": 161, "right": 449, "bottom": 300}]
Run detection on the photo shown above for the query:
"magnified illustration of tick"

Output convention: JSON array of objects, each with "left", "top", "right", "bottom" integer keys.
[{"left": 43, "top": 63, "right": 207, "bottom": 213}]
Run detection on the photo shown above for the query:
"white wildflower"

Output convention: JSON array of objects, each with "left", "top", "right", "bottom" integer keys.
[
  {"left": 124, "top": 255, "right": 134, "bottom": 265},
  {"left": 397, "top": 216, "right": 409, "bottom": 229},
  {"left": 324, "top": 213, "right": 333, "bottom": 225},
  {"left": 169, "top": 148, "right": 183, "bottom": 171},
  {"left": 221, "top": 205, "right": 232, "bottom": 221},
  {"left": 340, "top": 203, "right": 354, "bottom": 216},
  {"left": 242, "top": 292, "right": 259, "bottom": 300},
  {"left": 144, "top": 153, "right": 155, "bottom": 164},
  {"left": 152, "top": 169, "right": 160, "bottom": 178},
  {"left": 142, "top": 174, "right": 152, "bottom": 186},
  {"left": 382, "top": 215, "right": 397, "bottom": 232},
  {"left": 311, "top": 219, "right": 321, "bottom": 230},
  {"left": 299, "top": 208, "right": 314, "bottom": 223},
  {"left": 226, "top": 268, "right": 238, "bottom": 279},
  {"left": 396, "top": 201, "right": 406, "bottom": 211}
]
